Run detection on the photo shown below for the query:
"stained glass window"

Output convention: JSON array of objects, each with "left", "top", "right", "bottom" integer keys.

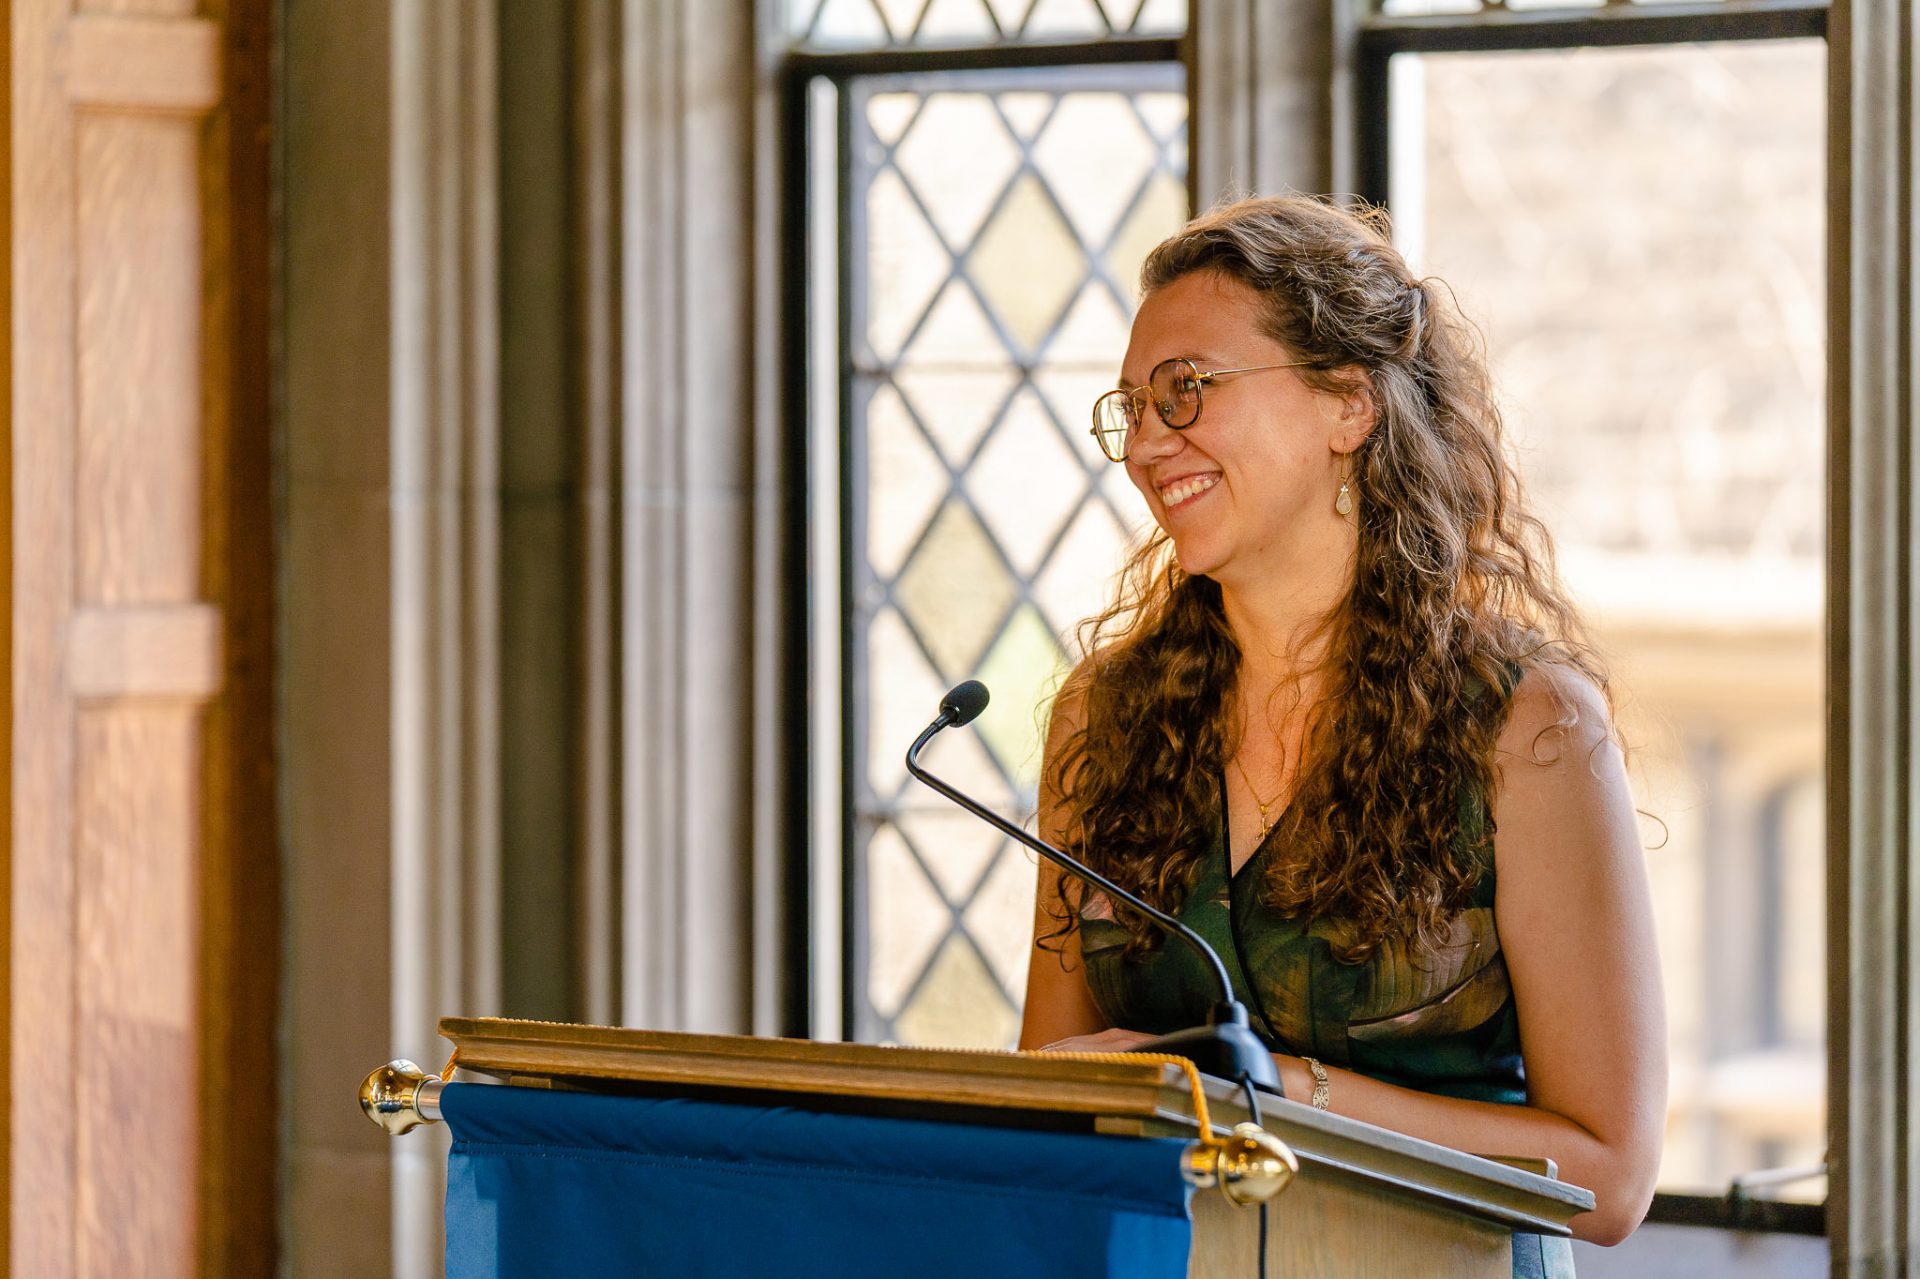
[
  {"left": 789, "top": 0, "right": 1185, "bottom": 49},
  {"left": 1389, "top": 38, "right": 1827, "bottom": 1200},
  {"left": 843, "top": 67, "right": 1185, "bottom": 1046}
]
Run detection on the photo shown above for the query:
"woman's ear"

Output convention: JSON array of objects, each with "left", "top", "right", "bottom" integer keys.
[{"left": 1330, "top": 366, "right": 1378, "bottom": 453}]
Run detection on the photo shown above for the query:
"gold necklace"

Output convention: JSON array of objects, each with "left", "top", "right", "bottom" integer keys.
[{"left": 1231, "top": 754, "right": 1282, "bottom": 844}]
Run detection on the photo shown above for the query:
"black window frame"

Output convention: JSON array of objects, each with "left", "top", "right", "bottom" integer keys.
[
  {"left": 1351, "top": 0, "right": 1830, "bottom": 1239},
  {"left": 777, "top": 32, "right": 1186, "bottom": 1043}
]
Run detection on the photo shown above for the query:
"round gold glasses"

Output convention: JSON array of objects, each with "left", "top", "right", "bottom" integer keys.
[{"left": 1089, "top": 357, "right": 1313, "bottom": 463}]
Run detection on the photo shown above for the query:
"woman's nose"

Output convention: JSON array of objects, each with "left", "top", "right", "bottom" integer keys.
[{"left": 1127, "top": 402, "right": 1185, "bottom": 462}]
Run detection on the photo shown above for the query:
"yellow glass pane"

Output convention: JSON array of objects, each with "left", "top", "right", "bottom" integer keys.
[
  {"left": 1105, "top": 170, "right": 1187, "bottom": 302},
  {"left": 893, "top": 501, "right": 1017, "bottom": 679},
  {"left": 973, "top": 603, "right": 1069, "bottom": 789},
  {"left": 968, "top": 174, "right": 1084, "bottom": 353}
]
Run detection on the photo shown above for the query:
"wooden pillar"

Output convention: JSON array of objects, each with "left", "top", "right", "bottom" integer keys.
[{"left": 6, "top": 0, "right": 275, "bottom": 1274}]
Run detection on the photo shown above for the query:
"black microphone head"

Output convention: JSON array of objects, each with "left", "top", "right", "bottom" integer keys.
[{"left": 940, "top": 680, "right": 990, "bottom": 727}]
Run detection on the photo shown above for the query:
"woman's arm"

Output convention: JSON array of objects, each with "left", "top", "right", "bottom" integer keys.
[
  {"left": 1018, "top": 682, "right": 1112, "bottom": 1050},
  {"left": 1269, "top": 664, "right": 1667, "bottom": 1245}
]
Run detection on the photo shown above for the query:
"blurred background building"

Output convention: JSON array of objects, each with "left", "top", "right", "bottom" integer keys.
[{"left": 2, "top": 0, "right": 1912, "bottom": 1276}]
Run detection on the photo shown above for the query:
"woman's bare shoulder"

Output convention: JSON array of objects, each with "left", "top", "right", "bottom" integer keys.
[{"left": 1495, "top": 658, "right": 1614, "bottom": 763}]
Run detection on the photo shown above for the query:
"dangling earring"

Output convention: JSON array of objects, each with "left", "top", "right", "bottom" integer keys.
[{"left": 1335, "top": 460, "right": 1354, "bottom": 517}]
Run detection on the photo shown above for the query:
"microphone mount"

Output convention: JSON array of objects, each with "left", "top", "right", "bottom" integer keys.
[{"left": 906, "top": 682, "right": 1281, "bottom": 1092}]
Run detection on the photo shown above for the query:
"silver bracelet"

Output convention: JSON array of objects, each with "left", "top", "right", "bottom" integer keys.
[{"left": 1301, "top": 1056, "right": 1331, "bottom": 1110}]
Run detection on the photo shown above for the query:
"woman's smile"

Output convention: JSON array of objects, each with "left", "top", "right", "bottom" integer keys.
[{"left": 1157, "top": 470, "right": 1222, "bottom": 511}]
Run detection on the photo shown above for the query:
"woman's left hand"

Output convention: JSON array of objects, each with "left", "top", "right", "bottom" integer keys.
[{"left": 1036, "top": 1027, "right": 1158, "bottom": 1053}]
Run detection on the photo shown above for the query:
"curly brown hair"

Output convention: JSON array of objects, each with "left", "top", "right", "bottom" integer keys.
[{"left": 1045, "top": 194, "right": 1608, "bottom": 964}]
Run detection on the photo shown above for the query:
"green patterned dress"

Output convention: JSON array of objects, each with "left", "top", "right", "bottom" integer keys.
[{"left": 1079, "top": 776, "right": 1576, "bottom": 1278}]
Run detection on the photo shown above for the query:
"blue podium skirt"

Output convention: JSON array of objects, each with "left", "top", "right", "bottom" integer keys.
[{"left": 441, "top": 1081, "right": 1196, "bottom": 1279}]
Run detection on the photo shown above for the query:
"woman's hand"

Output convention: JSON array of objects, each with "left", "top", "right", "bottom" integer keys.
[{"left": 1036, "top": 1027, "right": 1158, "bottom": 1053}]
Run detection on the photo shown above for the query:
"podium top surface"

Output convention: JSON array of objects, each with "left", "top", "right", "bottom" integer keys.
[{"left": 439, "top": 1016, "right": 1594, "bottom": 1236}]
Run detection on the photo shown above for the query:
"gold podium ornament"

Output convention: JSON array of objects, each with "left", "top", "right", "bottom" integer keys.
[
  {"left": 1181, "top": 1122, "right": 1298, "bottom": 1205},
  {"left": 359, "top": 1059, "right": 446, "bottom": 1135}
]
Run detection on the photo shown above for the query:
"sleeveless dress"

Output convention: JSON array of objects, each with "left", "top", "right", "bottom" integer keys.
[{"left": 1078, "top": 774, "right": 1576, "bottom": 1279}]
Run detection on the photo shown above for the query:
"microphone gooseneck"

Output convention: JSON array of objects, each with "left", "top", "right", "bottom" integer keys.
[{"left": 906, "top": 682, "right": 1281, "bottom": 1092}]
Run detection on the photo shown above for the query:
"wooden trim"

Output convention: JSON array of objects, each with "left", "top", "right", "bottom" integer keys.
[
  {"left": 12, "top": 0, "right": 85, "bottom": 1266},
  {"left": 200, "top": 0, "right": 278, "bottom": 1271},
  {"left": 0, "top": 1, "right": 13, "bottom": 1264},
  {"left": 437, "top": 1016, "right": 1591, "bottom": 1237},
  {"left": 65, "top": 15, "right": 221, "bottom": 114},
  {"left": 66, "top": 605, "right": 222, "bottom": 701}
]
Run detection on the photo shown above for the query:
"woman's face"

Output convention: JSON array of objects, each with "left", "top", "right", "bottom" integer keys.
[{"left": 1119, "top": 271, "right": 1354, "bottom": 589}]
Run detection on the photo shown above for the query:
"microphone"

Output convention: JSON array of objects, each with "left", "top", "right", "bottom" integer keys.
[{"left": 905, "top": 681, "right": 1281, "bottom": 1092}]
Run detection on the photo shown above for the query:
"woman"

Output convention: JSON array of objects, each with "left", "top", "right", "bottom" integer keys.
[{"left": 1019, "top": 195, "right": 1665, "bottom": 1253}]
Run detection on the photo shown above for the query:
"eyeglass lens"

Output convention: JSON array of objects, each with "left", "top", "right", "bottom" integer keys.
[{"left": 1092, "top": 359, "right": 1203, "bottom": 461}]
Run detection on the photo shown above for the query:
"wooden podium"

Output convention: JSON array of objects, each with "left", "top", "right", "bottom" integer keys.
[{"left": 362, "top": 1017, "right": 1592, "bottom": 1278}]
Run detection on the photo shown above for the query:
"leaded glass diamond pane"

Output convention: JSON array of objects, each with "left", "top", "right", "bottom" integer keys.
[
  {"left": 894, "top": 366, "right": 1017, "bottom": 464},
  {"left": 865, "top": 605, "right": 948, "bottom": 799},
  {"left": 967, "top": 387, "right": 1087, "bottom": 576},
  {"left": 1045, "top": 287, "right": 1132, "bottom": 365},
  {"left": 1031, "top": 94, "right": 1157, "bottom": 247},
  {"left": 865, "top": 821, "right": 950, "bottom": 1016},
  {"left": 897, "top": 808, "right": 1008, "bottom": 904},
  {"left": 892, "top": 936, "right": 1021, "bottom": 1049},
  {"left": 867, "top": 93, "right": 919, "bottom": 146},
  {"left": 894, "top": 95, "right": 1022, "bottom": 247},
  {"left": 847, "top": 66, "right": 1186, "bottom": 1047},
  {"left": 896, "top": 280, "right": 1002, "bottom": 366},
  {"left": 972, "top": 603, "right": 1070, "bottom": 788},
  {"left": 1107, "top": 170, "right": 1187, "bottom": 301},
  {"left": 1033, "top": 500, "right": 1130, "bottom": 642},
  {"left": 1023, "top": 0, "right": 1111, "bottom": 40},
  {"left": 791, "top": 0, "right": 1181, "bottom": 47},
  {"left": 865, "top": 169, "right": 950, "bottom": 360},
  {"left": 918, "top": 0, "right": 999, "bottom": 41},
  {"left": 805, "top": 0, "right": 892, "bottom": 45},
  {"left": 998, "top": 92, "right": 1054, "bottom": 141},
  {"left": 864, "top": 384, "right": 948, "bottom": 579},
  {"left": 1131, "top": 0, "right": 1184, "bottom": 35},
  {"left": 965, "top": 849, "right": 1040, "bottom": 997},
  {"left": 892, "top": 500, "right": 1017, "bottom": 679},
  {"left": 968, "top": 174, "right": 1084, "bottom": 353},
  {"left": 873, "top": 0, "right": 926, "bottom": 40}
]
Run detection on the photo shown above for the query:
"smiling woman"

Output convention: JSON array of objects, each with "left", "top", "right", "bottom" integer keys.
[{"left": 1022, "top": 196, "right": 1668, "bottom": 1265}]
